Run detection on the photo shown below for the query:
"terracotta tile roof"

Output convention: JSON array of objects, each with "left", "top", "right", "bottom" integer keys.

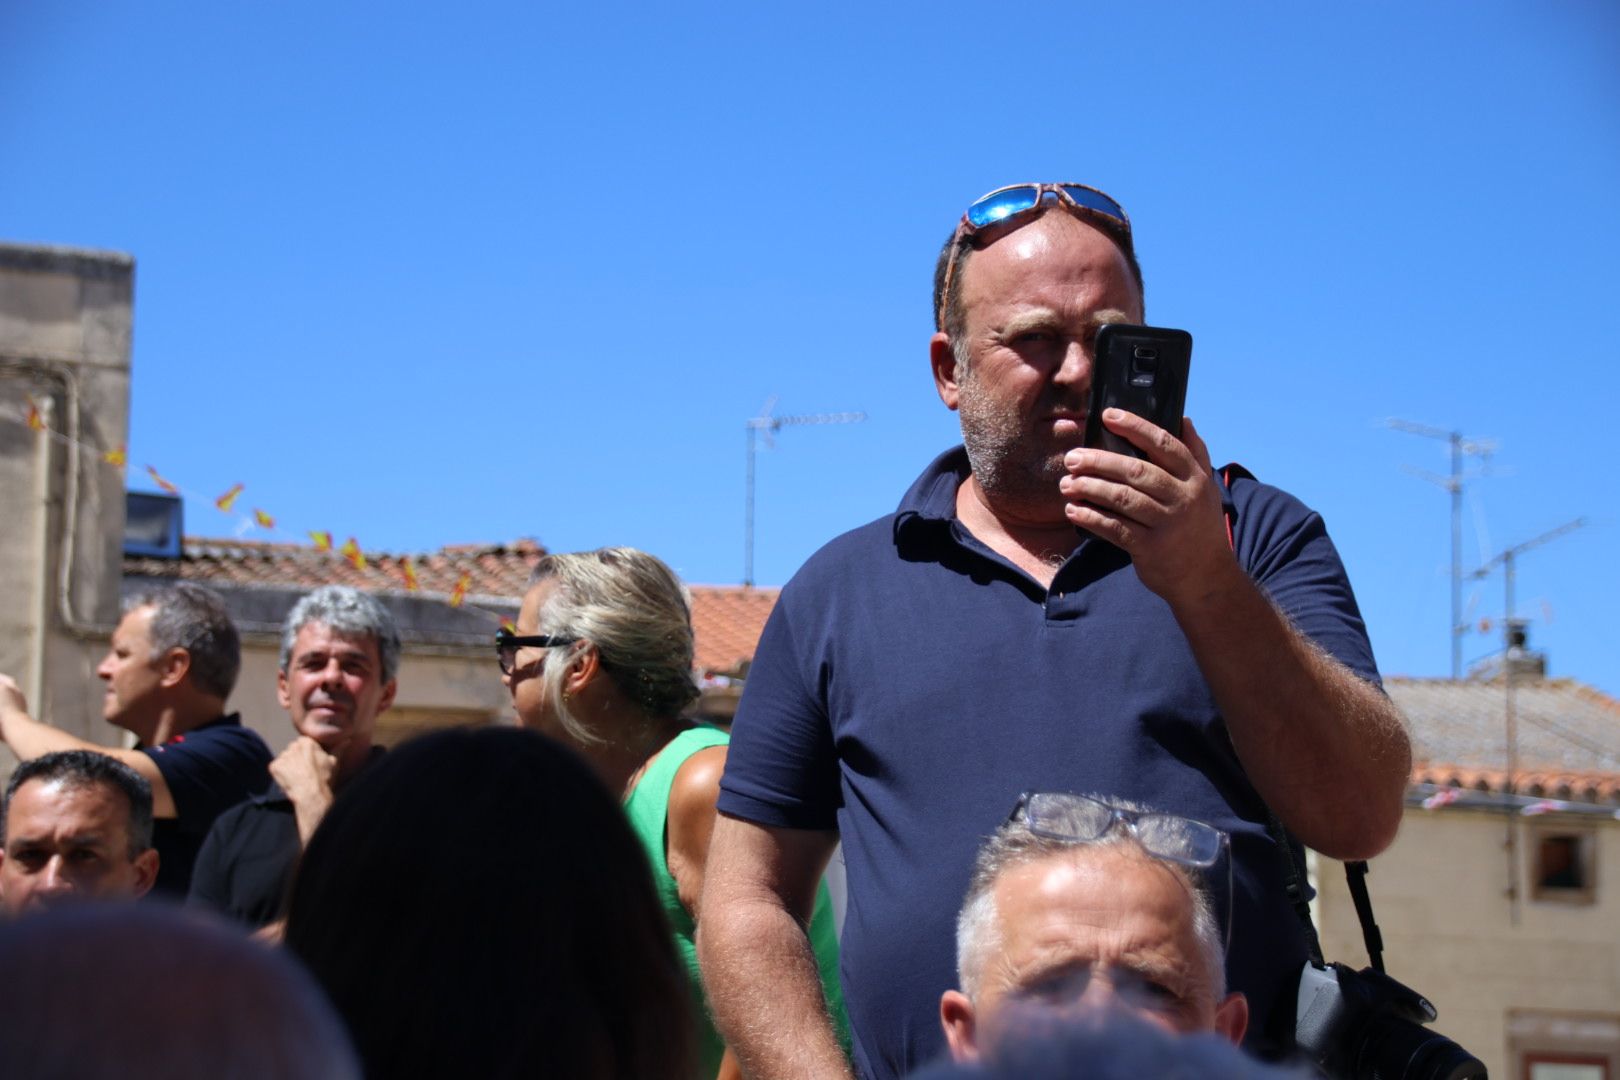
[
  {"left": 1387, "top": 676, "right": 1620, "bottom": 803},
  {"left": 124, "top": 537, "right": 777, "bottom": 674},
  {"left": 124, "top": 537, "right": 549, "bottom": 600},
  {"left": 688, "top": 587, "right": 779, "bottom": 673}
]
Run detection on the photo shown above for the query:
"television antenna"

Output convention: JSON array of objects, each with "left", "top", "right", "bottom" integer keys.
[
  {"left": 743, "top": 398, "right": 865, "bottom": 587},
  {"left": 1387, "top": 419, "right": 1498, "bottom": 678},
  {"left": 1468, "top": 516, "right": 1587, "bottom": 924}
]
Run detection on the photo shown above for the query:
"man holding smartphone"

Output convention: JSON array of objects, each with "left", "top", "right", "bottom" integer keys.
[{"left": 699, "top": 183, "right": 1411, "bottom": 1078}]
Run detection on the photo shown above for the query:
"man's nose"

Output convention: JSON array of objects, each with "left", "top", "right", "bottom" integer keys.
[
  {"left": 39, "top": 857, "right": 73, "bottom": 895},
  {"left": 1053, "top": 340, "right": 1091, "bottom": 386},
  {"left": 319, "top": 659, "right": 346, "bottom": 686}
]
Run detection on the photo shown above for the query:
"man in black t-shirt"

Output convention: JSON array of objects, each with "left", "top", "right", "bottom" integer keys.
[
  {"left": 191, "top": 585, "right": 399, "bottom": 929},
  {"left": 0, "top": 583, "right": 270, "bottom": 896}
]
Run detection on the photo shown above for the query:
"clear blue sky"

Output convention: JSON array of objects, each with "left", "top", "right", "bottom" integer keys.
[{"left": 5, "top": 3, "right": 1617, "bottom": 695}]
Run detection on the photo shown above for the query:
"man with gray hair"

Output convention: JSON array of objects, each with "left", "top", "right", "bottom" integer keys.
[
  {"left": 0, "top": 582, "right": 271, "bottom": 896},
  {"left": 190, "top": 585, "right": 400, "bottom": 928},
  {"left": 938, "top": 792, "right": 1249, "bottom": 1063}
]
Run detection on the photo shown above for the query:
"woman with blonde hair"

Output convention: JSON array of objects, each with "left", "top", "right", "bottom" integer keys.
[{"left": 498, "top": 547, "right": 847, "bottom": 1079}]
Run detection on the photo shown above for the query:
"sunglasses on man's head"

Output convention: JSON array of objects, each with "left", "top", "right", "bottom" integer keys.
[
  {"left": 938, "top": 182, "right": 1133, "bottom": 329},
  {"left": 959, "top": 183, "right": 1130, "bottom": 238},
  {"left": 493, "top": 627, "right": 577, "bottom": 676}
]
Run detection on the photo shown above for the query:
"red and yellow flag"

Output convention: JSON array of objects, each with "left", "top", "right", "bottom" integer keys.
[
  {"left": 340, "top": 537, "right": 367, "bottom": 572},
  {"left": 214, "top": 483, "right": 244, "bottom": 512},
  {"left": 145, "top": 465, "right": 179, "bottom": 496},
  {"left": 102, "top": 445, "right": 128, "bottom": 470},
  {"left": 448, "top": 571, "right": 471, "bottom": 608},
  {"left": 253, "top": 508, "right": 275, "bottom": 529},
  {"left": 25, "top": 396, "right": 45, "bottom": 432},
  {"left": 401, "top": 556, "right": 421, "bottom": 592},
  {"left": 309, "top": 530, "right": 333, "bottom": 552},
  {"left": 500, "top": 618, "right": 517, "bottom": 634}
]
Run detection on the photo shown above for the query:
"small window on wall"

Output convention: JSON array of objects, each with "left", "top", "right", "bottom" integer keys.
[
  {"left": 1527, "top": 1054, "right": 1608, "bottom": 1080},
  {"left": 1531, "top": 829, "right": 1596, "bottom": 904}
]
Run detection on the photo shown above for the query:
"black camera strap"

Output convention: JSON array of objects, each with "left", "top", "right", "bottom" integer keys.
[
  {"left": 1344, "top": 860, "right": 1385, "bottom": 974},
  {"left": 1263, "top": 810, "right": 1326, "bottom": 968}
]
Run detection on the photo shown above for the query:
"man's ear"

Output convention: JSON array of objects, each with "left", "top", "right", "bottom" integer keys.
[
  {"left": 157, "top": 648, "right": 192, "bottom": 689},
  {"left": 377, "top": 678, "right": 398, "bottom": 715},
  {"left": 1213, "top": 991, "right": 1249, "bottom": 1045},
  {"left": 276, "top": 665, "right": 292, "bottom": 711},
  {"left": 131, "top": 849, "right": 160, "bottom": 899},
  {"left": 939, "top": 989, "right": 981, "bottom": 1063},
  {"left": 931, "top": 332, "right": 963, "bottom": 412}
]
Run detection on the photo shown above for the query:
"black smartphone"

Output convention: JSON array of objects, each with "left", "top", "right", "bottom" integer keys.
[{"left": 1082, "top": 323, "right": 1192, "bottom": 459}]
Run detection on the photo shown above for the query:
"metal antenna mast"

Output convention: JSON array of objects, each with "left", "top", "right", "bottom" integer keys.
[
  {"left": 744, "top": 399, "right": 866, "bottom": 587},
  {"left": 1468, "top": 517, "right": 1587, "bottom": 924},
  {"left": 1388, "top": 419, "right": 1497, "bottom": 678}
]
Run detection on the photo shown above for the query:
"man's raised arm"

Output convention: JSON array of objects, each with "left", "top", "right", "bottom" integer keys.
[
  {"left": 1063, "top": 415, "right": 1412, "bottom": 860},
  {"left": 698, "top": 815, "right": 851, "bottom": 1080}
]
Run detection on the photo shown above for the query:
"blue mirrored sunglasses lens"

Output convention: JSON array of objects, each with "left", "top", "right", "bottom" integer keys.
[
  {"left": 967, "top": 186, "right": 1041, "bottom": 229},
  {"left": 1059, "top": 185, "right": 1126, "bottom": 223}
]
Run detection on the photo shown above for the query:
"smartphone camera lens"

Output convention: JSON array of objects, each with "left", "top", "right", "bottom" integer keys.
[{"left": 1130, "top": 345, "right": 1159, "bottom": 386}]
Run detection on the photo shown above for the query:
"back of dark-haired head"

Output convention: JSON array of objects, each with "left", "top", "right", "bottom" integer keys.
[
  {"left": 284, "top": 725, "right": 697, "bottom": 1079},
  {"left": 3, "top": 750, "right": 154, "bottom": 855},
  {"left": 0, "top": 903, "right": 359, "bottom": 1079},
  {"left": 124, "top": 582, "right": 241, "bottom": 701}
]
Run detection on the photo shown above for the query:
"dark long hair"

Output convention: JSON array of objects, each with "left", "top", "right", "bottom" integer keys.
[{"left": 284, "top": 726, "right": 697, "bottom": 1079}]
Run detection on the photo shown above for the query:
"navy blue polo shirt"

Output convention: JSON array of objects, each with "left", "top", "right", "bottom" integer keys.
[
  {"left": 141, "top": 714, "right": 272, "bottom": 897},
  {"left": 717, "top": 446, "right": 1382, "bottom": 1078}
]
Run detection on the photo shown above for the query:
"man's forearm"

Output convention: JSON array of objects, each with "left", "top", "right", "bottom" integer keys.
[
  {"left": 1172, "top": 567, "right": 1412, "bottom": 860},
  {"left": 698, "top": 896, "right": 851, "bottom": 1080},
  {"left": 0, "top": 705, "right": 103, "bottom": 761}
]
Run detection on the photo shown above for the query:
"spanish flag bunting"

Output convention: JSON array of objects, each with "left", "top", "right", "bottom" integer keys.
[
  {"left": 145, "top": 465, "right": 179, "bottom": 496},
  {"left": 214, "top": 483, "right": 244, "bottom": 512},
  {"left": 500, "top": 618, "right": 517, "bottom": 633},
  {"left": 253, "top": 508, "right": 275, "bottom": 528},
  {"left": 309, "top": 530, "right": 333, "bottom": 552},
  {"left": 25, "top": 396, "right": 45, "bottom": 432},
  {"left": 102, "top": 445, "right": 127, "bottom": 469},
  {"left": 401, "top": 556, "right": 420, "bottom": 592},
  {"left": 340, "top": 537, "right": 367, "bottom": 572},
  {"left": 448, "top": 571, "right": 471, "bottom": 608}
]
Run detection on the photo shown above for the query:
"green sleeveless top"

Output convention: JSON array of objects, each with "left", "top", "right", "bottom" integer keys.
[{"left": 623, "top": 725, "right": 849, "bottom": 1077}]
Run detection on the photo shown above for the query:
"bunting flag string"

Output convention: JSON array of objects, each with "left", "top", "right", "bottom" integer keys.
[
  {"left": 214, "top": 483, "right": 245, "bottom": 512},
  {"left": 449, "top": 572, "right": 471, "bottom": 608},
  {"left": 3, "top": 394, "right": 486, "bottom": 609}
]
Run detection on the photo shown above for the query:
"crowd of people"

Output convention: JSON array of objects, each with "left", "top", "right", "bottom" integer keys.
[{"left": 0, "top": 182, "right": 1408, "bottom": 1078}]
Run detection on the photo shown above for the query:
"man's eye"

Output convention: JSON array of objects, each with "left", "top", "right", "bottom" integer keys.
[{"left": 69, "top": 850, "right": 103, "bottom": 865}]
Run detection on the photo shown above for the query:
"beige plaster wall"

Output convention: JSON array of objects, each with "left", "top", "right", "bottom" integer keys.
[
  {"left": 0, "top": 245, "right": 134, "bottom": 766},
  {"left": 1314, "top": 809, "right": 1620, "bottom": 1076}
]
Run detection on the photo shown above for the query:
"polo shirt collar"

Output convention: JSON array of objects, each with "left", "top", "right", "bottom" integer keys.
[{"left": 893, "top": 445, "right": 970, "bottom": 541}]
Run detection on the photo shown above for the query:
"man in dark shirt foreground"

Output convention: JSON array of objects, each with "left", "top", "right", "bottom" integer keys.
[{"left": 699, "top": 183, "right": 1412, "bottom": 1078}]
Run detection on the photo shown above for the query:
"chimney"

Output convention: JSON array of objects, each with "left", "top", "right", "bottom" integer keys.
[{"left": 1502, "top": 618, "right": 1547, "bottom": 678}]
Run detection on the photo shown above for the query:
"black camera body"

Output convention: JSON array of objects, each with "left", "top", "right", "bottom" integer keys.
[{"left": 1294, "top": 962, "right": 1487, "bottom": 1080}]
